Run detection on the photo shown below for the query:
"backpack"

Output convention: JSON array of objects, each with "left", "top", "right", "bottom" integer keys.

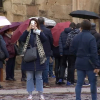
[{"left": 66, "top": 29, "right": 80, "bottom": 48}]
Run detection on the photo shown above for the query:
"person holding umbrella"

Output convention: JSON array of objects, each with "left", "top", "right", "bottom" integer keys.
[
  {"left": 3, "top": 29, "right": 16, "bottom": 81},
  {"left": 19, "top": 18, "right": 47, "bottom": 100},
  {"left": 70, "top": 20, "right": 100, "bottom": 100}
]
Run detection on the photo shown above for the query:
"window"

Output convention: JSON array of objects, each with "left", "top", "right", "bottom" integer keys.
[{"left": 0, "top": 0, "right": 3, "bottom": 8}]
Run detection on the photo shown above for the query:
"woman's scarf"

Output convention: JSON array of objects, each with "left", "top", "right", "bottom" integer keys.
[
  {"left": 36, "top": 34, "right": 46, "bottom": 64},
  {"left": 23, "top": 30, "right": 46, "bottom": 64}
]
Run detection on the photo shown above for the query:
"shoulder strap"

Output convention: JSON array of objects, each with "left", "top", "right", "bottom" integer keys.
[{"left": 23, "top": 31, "right": 31, "bottom": 53}]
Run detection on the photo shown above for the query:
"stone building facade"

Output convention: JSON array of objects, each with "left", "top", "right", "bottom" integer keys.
[
  {"left": 0, "top": 0, "right": 100, "bottom": 24},
  {"left": 0, "top": 0, "right": 100, "bottom": 69}
]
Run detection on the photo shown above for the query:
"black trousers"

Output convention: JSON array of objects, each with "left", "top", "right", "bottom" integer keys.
[
  {"left": 21, "top": 70, "right": 26, "bottom": 79},
  {"left": 62, "top": 55, "right": 76, "bottom": 83},
  {"left": 55, "top": 56, "right": 64, "bottom": 82},
  {"left": 6, "top": 57, "right": 15, "bottom": 79}
]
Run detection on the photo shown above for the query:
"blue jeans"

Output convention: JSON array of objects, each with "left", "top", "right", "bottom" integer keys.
[
  {"left": 26, "top": 71, "right": 43, "bottom": 92},
  {"left": 76, "top": 70, "right": 97, "bottom": 100},
  {"left": 42, "top": 57, "right": 50, "bottom": 83}
]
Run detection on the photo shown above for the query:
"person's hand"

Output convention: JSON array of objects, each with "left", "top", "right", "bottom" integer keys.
[
  {"left": 5, "top": 58, "right": 9, "bottom": 61},
  {"left": 27, "top": 24, "right": 33, "bottom": 32},
  {"left": 94, "top": 69, "right": 100, "bottom": 74},
  {"left": 34, "top": 26, "right": 38, "bottom": 31}
]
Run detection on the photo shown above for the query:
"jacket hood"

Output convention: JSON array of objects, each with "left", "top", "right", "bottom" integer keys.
[{"left": 64, "top": 28, "right": 72, "bottom": 34}]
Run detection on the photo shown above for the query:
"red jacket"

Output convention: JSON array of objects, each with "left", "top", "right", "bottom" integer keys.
[{"left": 3, "top": 34, "right": 15, "bottom": 58}]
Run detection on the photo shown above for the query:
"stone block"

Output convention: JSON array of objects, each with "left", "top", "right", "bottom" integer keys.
[
  {"left": 35, "top": 0, "right": 46, "bottom": 5},
  {"left": 6, "top": 11, "right": 13, "bottom": 22},
  {"left": 47, "top": 9, "right": 54, "bottom": 18},
  {"left": 3, "top": 0, "right": 12, "bottom": 11},
  {"left": 27, "top": 5, "right": 39, "bottom": 16},
  {"left": 47, "top": 0, "right": 57, "bottom": 6},
  {"left": 39, "top": 10, "right": 47, "bottom": 17},
  {"left": 56, "top": 0, "right": 72, "bottom": 5},
  {"left": 13, "top": 14, "right": 26, "bottom": 22},
  {"left": 22, "top": 0, "right": 33, "bottom": 5},
  {"left": 53, "top": 5, "right": 72, "bottom": 19},
  {"left": 12, "top": 0, "right": 22, "bottom": 4},
  {"left": 12, "top": 4, "right": 26, "bottom": 15}
]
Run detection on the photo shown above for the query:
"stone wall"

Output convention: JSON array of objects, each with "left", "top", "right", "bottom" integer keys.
[
  {"left": 1, "top": 0, "right": 100, "bottom": 24},
  {"left": 1, "top": 0, "right": 72, "bottom": 23}
]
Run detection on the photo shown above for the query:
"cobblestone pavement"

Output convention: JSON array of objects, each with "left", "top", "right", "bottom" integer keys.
[
  {"left": 1, "top": 70, "right": 100, "bottom": 90},
  {"left": 0, "top": 93, "right": 100, "bottom": 100}
]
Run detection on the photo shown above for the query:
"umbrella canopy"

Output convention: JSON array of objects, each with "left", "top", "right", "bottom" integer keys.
[
  {"left": 11, "top": 19, "right": 30, "bottom": 43},
  {"left": 0, "top": 22, "right": 21, "bottom": 35},
  {"left": 51, "top": 21, "right": 71, "bottom": 47},
  {"left": 29, "top": 17, "right": 56, "bottom": 26},
  {"left": 69, "top": 10, "right": 100, "bottom": 19},
  {"left": 0, "top": 16, "right": 11, "bottom": 26}
]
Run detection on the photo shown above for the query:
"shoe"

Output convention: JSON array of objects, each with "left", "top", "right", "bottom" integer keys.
[
  {"left": 6, "top": 78, "right": 13, "bottom": 81},
  {"left": 12, "top": 78, "right": 16, "bottom": 81},
  {"left": 0, "top": 85, "right": 3, "bottom": 88},
  {"left": 83, "top": 82, "right": 90, "bottom": 86},
  {"left": 66, "top": 81, "right": 74, "bottom": 86},
  {"left": 43, "top": 83, "right": 50, "bottom": 88},
  {"left": 58, "top": 79, "right": 62, "bottom": 83},
  {"left": 27, "top": 95, "right": 32, "bottom": 100},
  {"left": 39, "top": 95, "right": 45, "bottom": 100},
  {"left": 21, "top": 78, "right": 26, "bottom": 82},
  {"left": 49, "top": 75, "right": 55, "bottom": 78}
]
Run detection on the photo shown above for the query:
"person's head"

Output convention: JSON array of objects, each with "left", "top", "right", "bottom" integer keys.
[
  {"left": 5, "top": 28, "right": 13, "bottom": 35},
  {"left": 29, "top": 18, "right": 40, "bottom": 29},
  {"left": 69, "top": 22, "right": 76, "bottom": 29},
  {"left": 76, "top": 23, "right": 81, "bottom": 29},
  {"left": 81, "top": 20, "right": 91, "bottom": 30},
  {"left": 38, "top": 17, "right": 45, "bottom": 25}
]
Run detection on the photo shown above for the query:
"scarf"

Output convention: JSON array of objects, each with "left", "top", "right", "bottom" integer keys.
[
  {"left": 23, "top": 30, "right": 46, "bottom": 64},
  {"left": 36, "top": 34, "right": 47, "bottom": 64}
]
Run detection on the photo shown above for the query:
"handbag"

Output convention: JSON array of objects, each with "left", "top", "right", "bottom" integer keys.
[
  {"left": 23, "top": 31, "right": 37, "bottom": 62},
  {"left": 0, "top": 38, "right": 5, "bottom": 60},
  {"left": 23, "top": 46, "right": 37, "bottom": 62}
]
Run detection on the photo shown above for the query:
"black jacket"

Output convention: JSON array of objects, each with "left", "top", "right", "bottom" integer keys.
[{"left": 40, "top": 24, "right": 53, "bottom": 57}]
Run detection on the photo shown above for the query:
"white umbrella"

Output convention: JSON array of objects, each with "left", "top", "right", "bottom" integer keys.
[
  {"left": 0, "top": 16, "right": 11, "bottom": 26},
  {"left": 29, "top": 17, "right": 56, "bottom": 26}
]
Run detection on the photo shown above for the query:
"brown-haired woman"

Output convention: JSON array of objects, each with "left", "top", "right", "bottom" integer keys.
[{"left": 19, "top": 18, "right": 47, "bottom": 100}]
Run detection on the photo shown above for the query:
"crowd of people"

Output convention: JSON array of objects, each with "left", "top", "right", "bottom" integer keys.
[{"left": 0, "top": 17, "right": 100, "bottom": 100}]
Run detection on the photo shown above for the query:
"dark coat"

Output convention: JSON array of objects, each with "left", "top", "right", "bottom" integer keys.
[
  {"left": 19, "top": 30, "right": 47, "bottom": 71},
  {"left": 59, "top": 28, "right": 72, "bottom": 55},
  {"left": 70, "top": 30, "right": 99, "bottom": 70},
  {"left": 40, "top": 24, "right": 53, "bottom": 57},
  {"left": 3, "top": 34, "right": 16, "bottom": 58},
  {"left": 0, "top": 35, "right": 9, "bottom": 68},
  {"left": 52, "top": 46, "right": 60, "bottom": 57}
]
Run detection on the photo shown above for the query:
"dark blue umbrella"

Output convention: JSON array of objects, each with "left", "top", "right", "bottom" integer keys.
[
  {"left": 69, "top": 10, "right": 100, "bottom": 19},
  {"left": 0, "top": 22, "right": 22, "bottom": 35}
]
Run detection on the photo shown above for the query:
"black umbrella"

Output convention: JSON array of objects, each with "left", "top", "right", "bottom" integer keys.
[{"left": 69, "top": 10, "right": 100, "bottom": 19}]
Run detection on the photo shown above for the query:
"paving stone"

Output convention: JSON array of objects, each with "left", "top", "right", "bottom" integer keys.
[{"left": 0, "top": 94, "right": 100, "bottom": 100}]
